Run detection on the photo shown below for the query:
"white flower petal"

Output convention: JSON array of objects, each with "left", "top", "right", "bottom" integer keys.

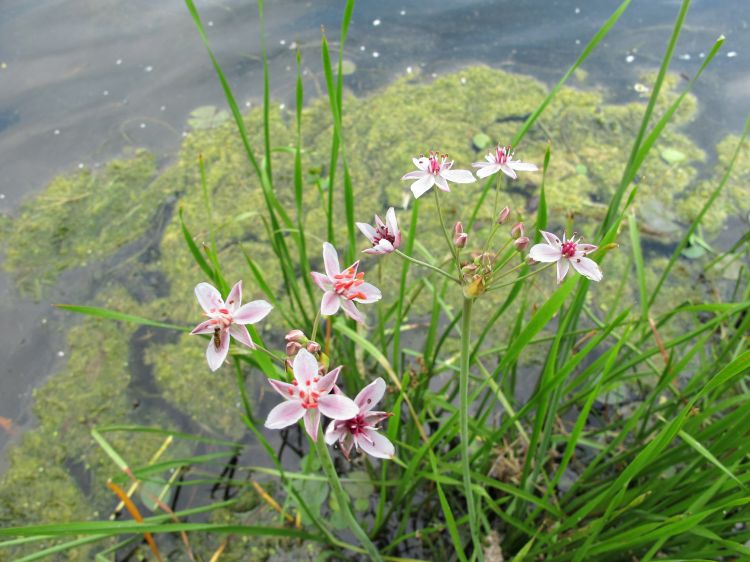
[
  {"left": 311, "top": 271, "right": 333, "bottom": 291},
  {"left": 557, "top": 259, "right": 570, "bottom": 284},
  {"left": 410, "top": 174, "right": 435, "bottom": 198},
  {"left": 195, "top": 282, "right": 224, "bottom": 313},
  {"left": 540, "top": 230, "right": 562, "bottom": 248},
  {"left": 321, "top": 291, "right": 341, "bottom": 316},
  {"left": 352, "top": 282, "right": 382, "bottom": 303},
  {"left": 475, "top": 164, "right": 500, "bottom": 179},
  {"left": 570, "top": 256, "right": 603, "bottom": 282},
  {"left": 355, "top": 378, "right": 386, "bottom": 412},
  {"left": 341, "top": 299, "right": 366, "bottom": 323},
  {"left": 226, "top": 281, "right": 242, "bottom": 312},
  {"left": 317, "top": 393, "right": 359, "bottom": 420},
  {"left": 528, "top": 243, "right": 562, "bottom": 263},
  {"left": 304, "top": 409, "right": 321, "bottom": 441},
  {"left": 356, "top": 222, "right": 377, "bottom": 243},
  {"left": 206, "top": 330, "right": 230, "bottom": 371},
  {"left": 357, "top": 429, "right": 395, "bottom": 459},
  {"left": 508, "top": 161, "right": 538, "bottom": 172},
  {"left": 233, "top": 300, "right": 273, "bottom": 324},
  {"left": 322, "top": 242, "right": 341, "bottom": 278},
  {"left": 441, "top": 169, "right": 476, "bottom": 184},
  {"left": 265, "top": 400, "right": 306, "bottom": 429},
  {"left": 500, "top": 164, "right": 517, "bottom": 179},
  {"left": 293, "top": 348, "right": 318, "bottom": 385},
  {"left": 229, "top": 324, "right": 254, "bottom": 348}
]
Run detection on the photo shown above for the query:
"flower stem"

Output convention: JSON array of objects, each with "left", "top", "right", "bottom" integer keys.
[
  {"left": 315, "top": 432, "right": 383, "bottom": 561},
  {"left": 311, "top": 309, "right": 322, "bottom": 342},
  {"left": 394, "top": 250, "right": 459, "bottom": 283},
  {"left": 487, "top": 262, "right": 554, "bottom": 291},
  {"left": 460, "top": 297, "right": 482, "bottom": 557},
  {"left": 433, "top": 189, "right": 461, "bottom": 274}
]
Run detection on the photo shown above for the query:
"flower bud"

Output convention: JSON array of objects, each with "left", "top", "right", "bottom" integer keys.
[
  {"left": 453, "top": 221, "right": 463, "bottom": 235},
  {"left": 306, "top": 341, "right": 321, "bottom": 354},
  {"left": 454, "top": 232, "right": 468, "bottom": 248},
  {"left": 497, "top": 206, "right": 510, "bottom": 224},
  {"left": 286, "top": 341, "right": 303, "bottom": 356},
  {"left": 463, "top": 275, "right": 486, "bottom": 299},
  {"left": 511, "top": 222, "right": 525, "bottom": 239},
  {"left": 514, "top": 236, "right": 529, "bottom": 251},
  {"left": 285, "top": 329, "right": 306, "bottom": 343}
]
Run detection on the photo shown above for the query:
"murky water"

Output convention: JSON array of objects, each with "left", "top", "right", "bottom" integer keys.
[{"left": 0, "top": 0, "right": 748, "bottom": 464}]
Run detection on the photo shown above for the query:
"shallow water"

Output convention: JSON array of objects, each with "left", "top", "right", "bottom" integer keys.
[{"left": 0, "top": 0, "right": 748, "bottom": 465}]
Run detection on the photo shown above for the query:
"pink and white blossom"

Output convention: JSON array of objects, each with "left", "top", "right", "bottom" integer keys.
[
  {"left": 264, "top": 349, "right": 358, "bottom": 441},
  {"left": 401, "top": 151, "right": 476, "bottom": 199},
  {"left": 325, "top": 378, "right": 394, "bottom": 460},
  {"left": 528, "top": 231, "right": 603, "bottom": 284},
  {"left": 472, "top": 145, "right": 538, "bottom": 180},
  {"left": 311, "top": 243, "right": 381, "bottom": 323},
  {"left": 190, "top": 281, "right": 273, "bottom": 371},
  {"left": 356, "top": 207, "right": 402, "bottom": 255}
]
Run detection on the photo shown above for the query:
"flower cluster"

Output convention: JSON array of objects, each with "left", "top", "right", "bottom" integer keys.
[{"left": 188, "top": 141, "right": 605, "bottom": 463}]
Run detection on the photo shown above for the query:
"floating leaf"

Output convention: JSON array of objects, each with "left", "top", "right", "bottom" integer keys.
[
  {"left": 188, "top": 105, "right": 230, "bottom": 130},
  {"left": 472, "top": 132, "right": 492, "bottom": 150},
  {"left": 342, "top": 470, "right": 374, "bottom": 501},
  {"left": 340, "top": 59, "right": 357, "bottom": 75},
  {"left": 681, "top": 243, "right": 706, "bottom": 259},
  {"left": 660, "top": 147, "right": 686, "bottom": 164},
  {"left": 139, "top": 476, "right": 169, "bottom": 512}
]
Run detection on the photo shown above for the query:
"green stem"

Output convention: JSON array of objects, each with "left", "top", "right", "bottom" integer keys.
[
  {"left": 315, "top": 432, "right": 383, "bottom": 561},
  {"left": 487, "top": 263, "right": 554, "bottom": 292},
  {"left": 394, "top": 250, "right": 459, "bottom": 283},
  {"left": 310, "top": 309, "right": 322, "bottom": 342},
  {"left": 460, "top": 297, "right": 482, "bottom": 557},
  {"left": 433, "top": 189, "right": 461, "bottom": 274}
]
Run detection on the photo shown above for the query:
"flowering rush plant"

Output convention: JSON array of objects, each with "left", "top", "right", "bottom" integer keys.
[{"left": 186, "top": 139, "right": 610, "bottom": 560}]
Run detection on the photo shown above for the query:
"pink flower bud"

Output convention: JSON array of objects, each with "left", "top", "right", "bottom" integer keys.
[
  {"left": 285, "top": 329, "right": 306, "bottom": 343},
  {"left": 306, "top": 341, "right": 321, "bottom": 354},
  {"left": 497, "top": 206, "right": 510, "bottom": 224},
  {"left": 514, "top": 236, "right": 530, "bottom": 251},
  {"left": 454, "top": 232, "right": 468, "bottom": 248},
  {"left": 511, "top": 222, "right": 525, "bottom": 239},
  {"left": 286, "top": 341, "right": 303, "bottom": 356},
  {"left": 453, "top": 221, "right": 463, "bottom": 235}
]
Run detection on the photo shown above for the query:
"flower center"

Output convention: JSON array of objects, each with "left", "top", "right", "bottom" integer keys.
[
  {"left": 207, "top": 308, "right": 233, "bottom": 328},
  {"left": 293, "top": 378, "right": 320, "bottom": 409},
  {"left": 428, "top": 153, "right": 442, "bottom": 174},
  {"left": 495, "top": 145, "right": 511, "bottom": 165},
  {"left": 333, "top": 266, "right": 367, "bottom": 300},
  {"left": 345, "top": 414, "right": 368, "bottom": 436},
  {"left": 561, "top": 240, "right": 577, "bottom": 258},
  {"left": 372, "top": 224, "right": 395, "bottom": 245}
]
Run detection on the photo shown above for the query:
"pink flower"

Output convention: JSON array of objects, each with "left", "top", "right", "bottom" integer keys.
[
  {"left": 472, "top": 145, "right": 538, "bottom": 180},
  {"left": 401, "top": 151, "right": 476, "bottom": 198},
  {"left": 325, "top": 378, "right": 394, "bottom": 460},
  {"left": 528, "top": 231, "right": 603, "bottom": 284},
  {"left": 190, "top": 281, "right": 273, "bottom": 371},
  {"left": 264, "top": 349, "right": 359, "bottom": 441},
  {"left": 356, "top": 207, "right": 402, "bottom": 255},
  {"left": 311, "top": 243, "right": 382, "bottom": 323}
]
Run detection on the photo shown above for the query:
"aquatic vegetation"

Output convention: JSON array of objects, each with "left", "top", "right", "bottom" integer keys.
[{"left": 0, "top": 0, "right": 749, "bottom": 559}]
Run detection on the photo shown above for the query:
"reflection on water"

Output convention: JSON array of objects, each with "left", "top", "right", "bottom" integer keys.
[{"left": 0, "top": 0, "right": 748, "bottom": 465}]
